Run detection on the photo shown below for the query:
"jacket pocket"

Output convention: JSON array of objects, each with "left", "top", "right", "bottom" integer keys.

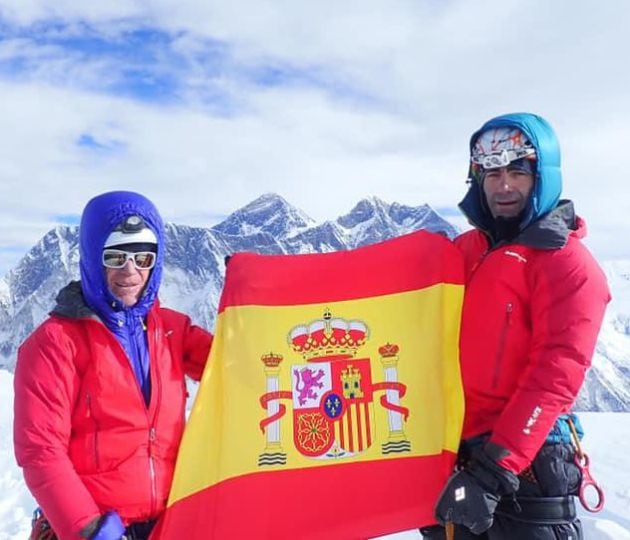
[
  {"left": 86, "top": 393, "right": 101, "bottom": 470},
  {"left": 492, "top": 302, "right": 513, "bottom": 389}
]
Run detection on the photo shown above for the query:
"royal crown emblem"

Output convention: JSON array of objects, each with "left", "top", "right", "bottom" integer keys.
[
  {"left": 258, "top": 309, "right": 411, "bottom": 466},
  {"left": 288, "top": 308, "right": 368, "bottom": 360}
]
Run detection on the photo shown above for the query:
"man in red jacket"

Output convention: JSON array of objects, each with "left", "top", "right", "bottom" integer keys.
[
  {"left": 14, "top": 191, "right": 213, "bottom": 540},
  {"left": 424, "top": 113, "right": 610, "bottom": 539}
]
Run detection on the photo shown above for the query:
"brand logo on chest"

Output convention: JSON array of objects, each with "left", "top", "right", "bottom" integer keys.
[{"left": 504, "top": 250, "right": 528, "bottom": 264}]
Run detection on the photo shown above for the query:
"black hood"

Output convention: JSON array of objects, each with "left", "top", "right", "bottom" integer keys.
[
  {"left": 51, "top": 281, "right": 96, "bottom": 319},
  {"left": 512, "top": 200, "right": 577, "bottom": 250}
]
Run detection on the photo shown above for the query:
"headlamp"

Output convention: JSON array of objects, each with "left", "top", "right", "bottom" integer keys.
[{"left": 471, "top": 147, "right": 536, "bottom": 170}]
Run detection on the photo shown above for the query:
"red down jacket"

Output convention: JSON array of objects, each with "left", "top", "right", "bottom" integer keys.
[
  {"left": 455, "top": 205, "right": 610, "bottom": 473},
  {"left": 14, "top": 298, "right": 211, "bottom": 539}
]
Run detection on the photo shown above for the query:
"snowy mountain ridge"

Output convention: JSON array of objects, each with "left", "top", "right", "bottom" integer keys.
[{"left": 1, "top": 193, "right": 629, "bottom": 412}]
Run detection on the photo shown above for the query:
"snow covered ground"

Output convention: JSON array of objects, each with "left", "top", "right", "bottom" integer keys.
[{"left": 1, "top": 369, "right": 629, "bottom": 539}]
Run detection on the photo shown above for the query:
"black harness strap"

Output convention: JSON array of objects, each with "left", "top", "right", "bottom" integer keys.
[{"left": 496, "top": 495, "right": 577, "bottom": 525}]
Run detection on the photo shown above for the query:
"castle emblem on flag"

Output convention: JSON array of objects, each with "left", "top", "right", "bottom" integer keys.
[{"left": 258, "top": 309, "right": 410, "bottom": 466}]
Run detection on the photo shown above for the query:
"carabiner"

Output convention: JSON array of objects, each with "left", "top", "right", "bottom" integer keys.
[{"left": 574, "top": 452, "right": 605, "bottom": 512}]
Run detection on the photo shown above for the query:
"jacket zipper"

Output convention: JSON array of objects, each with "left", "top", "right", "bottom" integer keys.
[
  {"left": 86, "top": 393, "right": 101, "bottom": 470},
  {"left": 109, "top": 313, "right": 160, "bottom": 516},
  {"left": 492, "top": 302, "right": 513, "bottom": 388},
  {"left": 87, "top": 316, "right": 161, "bottom": 515},
  {"left": 149, "top": 426, "right": 157, "bottom": 516},
  {"left": 146, "top": 320, "right": 163, "bottom": 517}
]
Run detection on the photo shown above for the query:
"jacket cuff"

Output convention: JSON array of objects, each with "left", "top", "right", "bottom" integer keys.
[
  {"left": 469, "top": 444, "right": 520, "bottom": 495},
  {"left": 80, "top": 512, "right": 126, "bottom": 539}
]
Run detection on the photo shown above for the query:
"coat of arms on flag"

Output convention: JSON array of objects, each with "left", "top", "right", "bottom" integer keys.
[
  {"left": 153, "top": 230, "right": 465, "bottom": 540},
  {"left": 259, "top": 309, "right": 411, "bottom": 465}
]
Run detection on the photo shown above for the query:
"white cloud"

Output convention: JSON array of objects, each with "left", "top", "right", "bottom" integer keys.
[
  {"left": 0, "top": 0, "right": 629, "bottom": 274},
  {"left": 0, "top": 1, "right": 143, "bottom": 24}
]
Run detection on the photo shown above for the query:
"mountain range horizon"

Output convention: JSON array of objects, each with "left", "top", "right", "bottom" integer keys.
[{"left": 1, "top": 192, "right": 629, "bottom": 413}]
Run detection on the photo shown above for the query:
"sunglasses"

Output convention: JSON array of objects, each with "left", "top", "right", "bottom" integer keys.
[{"left": 102, "top": 249, "right": 156, "bottom": 270}]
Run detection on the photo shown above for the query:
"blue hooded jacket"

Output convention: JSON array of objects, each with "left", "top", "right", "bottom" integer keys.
[
  {"left": 79, "top": 191, "right": 165, "bottom": 405},
  {"left": 459, "top": 112, "right": 562, "bottom": 234}
]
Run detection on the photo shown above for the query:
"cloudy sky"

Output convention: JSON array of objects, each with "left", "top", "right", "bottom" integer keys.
[{"left": 1, "top": 1, "right": 629, "bottom": 275}]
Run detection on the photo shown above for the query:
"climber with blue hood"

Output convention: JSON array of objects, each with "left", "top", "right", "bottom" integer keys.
[
  {"left": 81, "top": 191, "right": 165, "bottom": 406},
  {"left": 15, "top": 191, "right": 213, "bottom": 540},
  {"left": 423, "top": 114, "right": 610, "bottom": 539},
  {"left": 461, "top": 112, "right": 564, "bottom": 245}
]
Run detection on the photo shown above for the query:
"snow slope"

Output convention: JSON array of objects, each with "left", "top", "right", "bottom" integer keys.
[{"left": 1, "top": 370, "right": 628, "bottom": 539}]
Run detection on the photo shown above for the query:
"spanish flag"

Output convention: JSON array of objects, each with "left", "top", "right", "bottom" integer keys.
[{"left": 153, "top": 230, "right": 465, "bottom": 539}]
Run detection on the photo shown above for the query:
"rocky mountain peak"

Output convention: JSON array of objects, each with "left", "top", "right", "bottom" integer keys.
[{"left": 212, "top": 193, "right": 314, "bottom": 239}]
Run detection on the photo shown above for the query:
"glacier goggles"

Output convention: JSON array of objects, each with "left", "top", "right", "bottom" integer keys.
[
  {"left": 471, "top": 147, "right": 536, "bottom": 170},
  {"left": 102, "top": 249, "right": 156, "bottom": 270}
]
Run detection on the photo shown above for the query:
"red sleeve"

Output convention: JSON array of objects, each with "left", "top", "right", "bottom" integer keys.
[
  {"left": 489, "top": 239, "right": 610, "bottom": 472},
  {"left": 159, "top": 307, "right": 213, "bottom": 381},
  {"left": 13, "top": 321, "right": 101, "bottom": 539},
  {"left": 181, "top": 320, "right": 213, "bottom": 381}
]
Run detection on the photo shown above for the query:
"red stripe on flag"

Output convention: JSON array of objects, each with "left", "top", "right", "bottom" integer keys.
[
  {"left": 364, "top": 402, "right": 372, "bottom": 447},
  {"left": 153, "top": 452, "right": 455, "bottom": 540},
  {"left": 338, "top": 417, "right": 345, "bottom": 449},
  {"left": 346, "top": 405, "right": 354, "bottom": 452},
  {"left": 355, "top": 403, "right": 364, "bottom": 452},
  {"left": 218, "top": 230, "right": 463, "bottom": 311}
]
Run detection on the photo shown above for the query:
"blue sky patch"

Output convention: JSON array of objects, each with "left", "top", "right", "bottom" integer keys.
[
  {"left": 0, "top": 19, "right": 217, "bottom": 105},
  {"left": 76, "top": 133, "right": 125, "bottom": 154},
  {"left": 0, "top": 16, "right": 373, "bottom": 111},
  {"left": 53, "top": 214, "right": 81, "bottom": 225}
]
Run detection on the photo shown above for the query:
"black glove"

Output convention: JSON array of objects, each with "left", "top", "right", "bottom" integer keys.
[{"left": 435, "top": 444, "right": 519, "bottom": 534}]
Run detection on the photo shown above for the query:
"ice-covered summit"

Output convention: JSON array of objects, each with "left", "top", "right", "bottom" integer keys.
[{"left": 212, "top": 193, "right": 314, "bottom": 239}]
